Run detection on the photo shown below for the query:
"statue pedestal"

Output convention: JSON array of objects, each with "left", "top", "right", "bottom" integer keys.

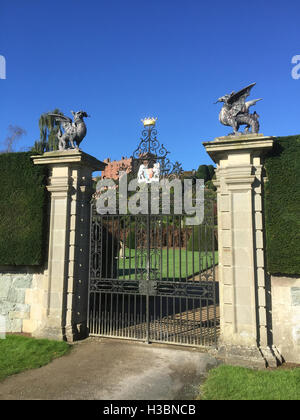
[
  {"left": 204, "top": 134, "right": 279, "bottom": 367},
  {"left": 31, "top": 150, "right": 106, "bottom": 341}
]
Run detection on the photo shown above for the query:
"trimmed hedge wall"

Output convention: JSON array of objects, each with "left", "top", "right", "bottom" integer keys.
[
  {"left": 264, "top": 135, "right": 300, "bottom": 275},
  {"left": 0, "top": 152, "right": 47, "bottom": 265}
]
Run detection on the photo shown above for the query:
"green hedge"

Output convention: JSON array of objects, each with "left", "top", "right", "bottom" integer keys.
[
  {"left": 264, "top": 135, "right": 300, "bottom": 275},
  {"left": 0, "top": 152, "right": 47, "bottom": 265}
]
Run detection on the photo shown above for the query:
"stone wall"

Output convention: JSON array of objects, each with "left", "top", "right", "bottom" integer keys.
[
  {"left": 0, "top": 268, "right": 36, "bottom": 333},
  {"left": 271, "top": 275, "right": 300, "bottom": 364}
]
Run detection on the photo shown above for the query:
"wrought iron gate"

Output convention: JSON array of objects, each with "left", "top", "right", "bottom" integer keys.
[{"left": 88, "top": 120, "right": 219, "bottom": 347}]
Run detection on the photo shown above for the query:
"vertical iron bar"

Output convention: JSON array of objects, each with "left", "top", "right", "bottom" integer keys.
[
  {"left": 109, "top": 293, "right": 113, "bottom": 336},
  {"left": 192, "top": 224, "right": 195, "bottom": 281},
  {"left": 134, "top": 218, "right": 137, "bottom": 280},
  {"left": 160, "top": 296, "right": 162, "bottom": 342},
  {"left": 146, "top": 194, "right": 150, "bottom": 344},
  {"left": 200, "top": 297, "right": 203, "bottom": 346},
  {"left": 100, "top": 296, "right": 103, "bottom": 336},
  {"left": 111, "top": 216, "right": 115, "bottom": 279},
  {"left": 105, "top": 216, "right": 109, "bottom": 279},
  {"left": 192, "top": 297, "right": 196, "bottom": 345},
  {"left": 173, "top": 296, "right": 176, "bottom": 343},
  {"left": 186, "top": 296, "right": 188, "bottom": 345},
  {"left": 166, "top": 296, "right": 169, "bottom": 341},
  {"left": 166, "top": 216, "right": 169, "bottom": 280},
  {"left": 206, "top": 298, "right": 209, "bottom": 346},
  {"left": 198, "top": 223, "right": 201, "bottom": 280},
  {"left": 117, "top": 216, "right": 120, "bottom": 279},
  {"left": 104, "top": 293, "right": 107, "bottom": 336},
  {"left": 160, "top": 215, "right": 163, "bottom": 282},
  {"left": 129, "top": 215, "right": 132, "bottom": 280},
  {"left": 127, "top": 296, "right": 130, "bottom": 338},
  {"left": 179, "top": 216, "right": 182, "bottom": 282},
  {"left": 179, "top": 297, "right": 182, "bottom": 344},
  {"left": 116, "top": 293, "right": 119, "bottom": 336},
  {"left": 172, "top": 214, "right": 175, "bottom": 283},
  {"left": 123, "top": 216, "right": 126, "bottom": 280},
  {"left": 205, "top": 223, "right": 208, "bottom": 275},
  {"left": 122, "top": 294, "right": 125, "bottom": 337},
  {"left": 134, "top": 294, "right": 136, "bottom": 338},
  {"left": 185, "top": 223, "right": 188, "bottom": 281},
  {"left": 87, "top": 203, "right": 94, "bottom": 334}
]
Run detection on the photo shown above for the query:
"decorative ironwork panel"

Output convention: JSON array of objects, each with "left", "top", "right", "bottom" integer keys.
[
  {"left": 131, "top": 121, "right": 183, "bottom": 179},
  {"left": 88, "top": 120, "right": 219, "bottom": 347}
]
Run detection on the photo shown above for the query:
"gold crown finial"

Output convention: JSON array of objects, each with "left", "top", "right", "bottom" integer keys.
[{"left": 141, "top": 117, "right": 157, "bottom": 127}]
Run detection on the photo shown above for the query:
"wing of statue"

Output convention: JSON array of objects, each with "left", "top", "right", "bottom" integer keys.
[
  {"left": 48, "top": 113, "right": 72, "bottom": 125},
  {"left": 227, "top": 83, "right": 256, "bottom": 116},
  {"left": 48, "top": 113, "right": 75, "bottom": 135}
]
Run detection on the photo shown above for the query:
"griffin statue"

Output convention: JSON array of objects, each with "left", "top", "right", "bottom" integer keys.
[
  {"left": 215, "top": 83, "right": 262, "bottom": 135},
  {"left": 49, "top": 110, "right": 90, "bottom": 150}
]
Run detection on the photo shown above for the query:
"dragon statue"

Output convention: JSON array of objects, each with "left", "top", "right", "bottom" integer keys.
[
  {"left": 215, "top": 83, "right": 262, "bottom": 135},
  {"left": 49, "top": 110, "right": 90, "bottom": 150}
]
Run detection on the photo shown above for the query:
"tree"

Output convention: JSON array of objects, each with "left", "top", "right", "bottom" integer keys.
[
  {"left": 207, "top": 164, "right": 215, "bottom": 180},
  {"left": 195, "top": 164, "right": 216, "bottom": 184},
  {"left": 31, "top": 109, "right": 64, "bottom": 153},
  {"left": 196, "top": 164, "right": 210, "bottom": 183},
  {"left": 0, "top": 125, "right": 27, "bottom": 153}
]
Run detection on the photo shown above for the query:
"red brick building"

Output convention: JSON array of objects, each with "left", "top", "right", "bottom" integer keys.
[{"left": 101, "top": 156, "right": 133, "bottom": 180}]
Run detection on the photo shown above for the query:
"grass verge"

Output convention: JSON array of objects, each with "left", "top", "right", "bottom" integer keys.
[
  {"left": 198, "top": 364, "right": 300, "bottom": 400},
  {"left": 0, "top": 335, "right": 70, "bottom": 381}
]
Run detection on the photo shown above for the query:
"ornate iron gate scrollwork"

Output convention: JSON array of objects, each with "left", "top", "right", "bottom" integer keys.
[{"left": 88, "top": 119, "right": 219, "bottom": 347}]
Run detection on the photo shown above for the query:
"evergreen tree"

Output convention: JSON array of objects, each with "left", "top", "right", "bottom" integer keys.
[
  {"left": 195, "top": 164, "right": 215, "bottom": 183},
  {"left": 196, "top": 164, "right": 210, "bottom": 183},
  {"left": 207, "top": 164, "right": 215, "bottom": 180}
]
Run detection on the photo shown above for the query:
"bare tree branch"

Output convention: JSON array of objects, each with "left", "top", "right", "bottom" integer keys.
[{"left": 1, "top": 125, "right": 27, "bottom": 153}]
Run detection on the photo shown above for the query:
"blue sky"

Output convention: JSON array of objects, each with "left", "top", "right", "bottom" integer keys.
[{"left": 1, "top": 0, "right": 300, "bottom": 172}]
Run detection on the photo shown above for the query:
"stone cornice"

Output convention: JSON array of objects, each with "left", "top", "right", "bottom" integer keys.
[
  {"left": 31, "top": 150, "right": 107, "bottom": 172},
  {"left": 203, "top": 134, "right": 274, "bottom": 163}
]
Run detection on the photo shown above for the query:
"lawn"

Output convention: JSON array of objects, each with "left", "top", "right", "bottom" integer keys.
[
  {"left": 0, "top": 335, "right": 70, "bottom": 381},
  {"left": 118, "top": 248, "right": 218, "bottom": 280},
  {"left": 198, "top": 365, "right": 300, "bottom": 400}
]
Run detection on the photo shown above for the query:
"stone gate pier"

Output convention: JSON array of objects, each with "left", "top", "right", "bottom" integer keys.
[
  {"left": 30, "top": 150, "right": 105, "bottom": 341},
  {"left": 204, "top": 134, "right": 280, "bottom": 367}
]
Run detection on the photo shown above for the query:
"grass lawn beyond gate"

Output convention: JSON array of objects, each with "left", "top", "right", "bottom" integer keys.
[
  {"left": 0, "top": 335, "right": 70, "bottom": 381},
  {"left": 118, "top": 248, "right": 218, "bottom": 280}
]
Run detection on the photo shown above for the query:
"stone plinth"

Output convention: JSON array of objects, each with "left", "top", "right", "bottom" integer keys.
[
  {"left": 31, "top": 150, "right": 106, "bottom": 341},
  {"left": 203, "top": 134, "right": 278, "bottom": 367}
]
